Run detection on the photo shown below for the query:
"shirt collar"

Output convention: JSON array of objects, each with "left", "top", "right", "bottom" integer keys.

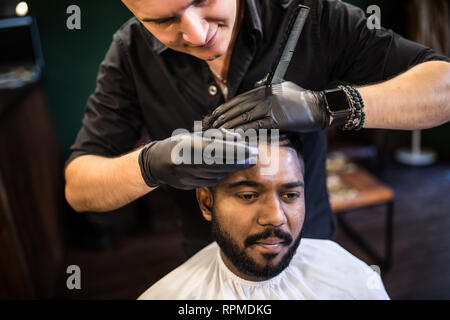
[
  {"left": 243, "top": 0, "right": 263, "bottom": 42},
  {"left": 139, "top": 22, "right": 169, "bottom": 55},
  {"left": 142, "top": 0, "right": 265, "bottom": 56},
  {"left": 152, "top": 38, "right": 168, "bottom": 55}
]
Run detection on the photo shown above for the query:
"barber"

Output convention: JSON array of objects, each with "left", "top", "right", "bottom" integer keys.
[{"left": 65, "top": 0, "right": 450, "bottom": 259}]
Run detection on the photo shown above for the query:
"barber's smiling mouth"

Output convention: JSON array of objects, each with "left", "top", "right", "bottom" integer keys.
[{"left": 199, "top": 26, "right": 219, "bottom": 49}]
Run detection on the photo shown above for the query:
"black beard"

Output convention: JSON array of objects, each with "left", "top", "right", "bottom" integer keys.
[{"left": 211, "top": 210, "right": 303, "bottom": 280}]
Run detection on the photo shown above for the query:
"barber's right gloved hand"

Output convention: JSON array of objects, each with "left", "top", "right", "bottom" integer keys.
[
  {"left": 138, "top": 130, "right": 258, "bottom": 190},
  {"left": 209, "top": 81, "right": 330, "bottom": 133}
]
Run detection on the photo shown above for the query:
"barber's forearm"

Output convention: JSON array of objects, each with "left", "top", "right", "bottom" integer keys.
[
  {"left": 64, "top": 149, "right": 154, "bottom": 213},
  {"left": 358, "top": 61, "right": 450, "bottom": 130}
]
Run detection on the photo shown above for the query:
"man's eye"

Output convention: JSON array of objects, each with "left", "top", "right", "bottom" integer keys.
[
  {"left": 236, "top": 193, "right": 259, "bottom": 201},
  {"left": 281, "top": 192, "right": 301, "bottom": 200}
]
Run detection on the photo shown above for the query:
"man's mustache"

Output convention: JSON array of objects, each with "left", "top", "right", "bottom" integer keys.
[{"left": 244, "top": 228, "right": 293, "bottom": 247}]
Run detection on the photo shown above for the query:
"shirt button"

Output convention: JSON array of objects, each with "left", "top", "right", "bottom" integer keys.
[{"left": 209, "top": 85, "right": 218, "bottom": 96}]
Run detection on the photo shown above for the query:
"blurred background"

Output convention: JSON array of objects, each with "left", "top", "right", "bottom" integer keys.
[{"left": 0, "top": 0, "right": 449, "bottom": 299}]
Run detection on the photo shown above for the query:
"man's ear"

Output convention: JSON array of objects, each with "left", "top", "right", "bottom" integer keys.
[{"left": 196, "top": 188, "right": 214, "bottom": 222}]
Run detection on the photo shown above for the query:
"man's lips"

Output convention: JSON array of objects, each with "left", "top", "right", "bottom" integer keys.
[
  {"left": 255, "top": 237, "right": 286, "bottom": 245},
  {"left": 253, "top": 237, "right": 288, "bottom": 252}
]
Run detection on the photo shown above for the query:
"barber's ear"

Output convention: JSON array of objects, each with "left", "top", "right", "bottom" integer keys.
[{"left": 196, "top": 188, "right": 213, "bottom": 222}]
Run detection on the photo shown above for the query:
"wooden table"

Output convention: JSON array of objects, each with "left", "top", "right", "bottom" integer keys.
[{"left": 328, "top": 164, "right": 395, "bottom": 270}]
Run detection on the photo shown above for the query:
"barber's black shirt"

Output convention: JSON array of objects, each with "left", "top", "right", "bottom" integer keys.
[{"left": 68, "top": 0, "right": 449, "bottom": 259}]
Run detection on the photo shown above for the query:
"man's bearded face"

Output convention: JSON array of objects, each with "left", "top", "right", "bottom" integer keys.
[{"left": 205, "top": 145, "right": 306, "bottom": 281}]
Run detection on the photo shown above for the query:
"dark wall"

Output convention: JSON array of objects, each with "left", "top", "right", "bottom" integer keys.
[{"left": 27, "top": 0, "right": 132, "bottom": 159}]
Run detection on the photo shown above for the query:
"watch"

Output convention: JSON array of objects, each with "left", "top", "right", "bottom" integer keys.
[{"left": 322, "top": 88, "right": 352, "bottom": 127}]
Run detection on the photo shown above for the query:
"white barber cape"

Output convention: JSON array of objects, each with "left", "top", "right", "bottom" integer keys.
[{"left": 138, "top": 238, "right": 390, "bottom": 300}]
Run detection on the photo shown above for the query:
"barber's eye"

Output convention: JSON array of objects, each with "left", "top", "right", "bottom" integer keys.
[
  {"left": 194, "top": 0, "right": 208, "bottom": 6},
  {"left": 236, "top": 193, "right": 259, "bottom": 201},
  {"left": 152, "top": 18, "right": 174, "bottom": 25}
]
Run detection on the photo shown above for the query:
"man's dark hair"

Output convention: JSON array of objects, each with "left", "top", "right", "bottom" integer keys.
[{"left": 201, "top": 111, "right": 305, "bottom": 175}]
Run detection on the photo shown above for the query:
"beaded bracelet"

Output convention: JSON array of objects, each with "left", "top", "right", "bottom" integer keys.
[
  {"left": 339, "top": 86, "right": 357, "bottom": 130},
  {"left": 346, "top": 86, "right": 362, "bottom": 130},
  {"left": 337, "top": 85, "right": 366, "bottom": 131},
  {"left": 351, "top": 86, "right": 366, "bottom": 131}
]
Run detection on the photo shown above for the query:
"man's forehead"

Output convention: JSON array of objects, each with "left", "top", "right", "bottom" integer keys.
[{"left": 221, "top": 146, "right": 304, "bottom": 187}]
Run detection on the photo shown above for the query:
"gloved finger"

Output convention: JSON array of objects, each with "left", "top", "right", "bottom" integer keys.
[
  {"left": 210, "top": 95, "right": 253, "bottom": 122},
  {"left": 212, "top": 100, "right": 258, "bottom": 128},
  {"left": 203, "top": 138, "right": 258, "bottom": 155},
  {"left": 175, "top": 145, "right": 257, "bottom": 168},
  {"left": 188, "top": 132, "right": 242, "bottom": 157},
  {"left": 192, "top": 157, "right": 258, "bottom": 171},
  {"left": 188, "top": 169, "right": 230, "bottom": 180},
  {"left": 194, "top": 178, "right": 226, "bottom": 188},
  {"left": 201, "top": 160, "right": 258, "bottom": 172},
  {"left": 180, "top": 175, "right": 226, "bottom": 188},
  {"left": 191, "top": 167, "right": 238, "bottom": 176},
  {"left": 211, "top": 87, "right": 264, "bottom": 119},
  {"left": 223, "top": 139, "right": 258, "bottom": 157},
  {"left": 200, "top": 128, "right": 245, "bottom": 145},
  {"left": 218, "top": 103, "right": 271, "bottom": 130},
  {"left": 219, "top": 128, "right": 244, "bottom": 141},
  {"left": 187, "top": 139, "right": 257, "bottom": 166},
  {"left": 217, "top": 160, "right": 258, "bottom": 171},
  {"left": 232, "top": 117, "right": 275, "bottom": 131},
  {"left": 198, "top": 155, "right": 258, "bottom": 169}
]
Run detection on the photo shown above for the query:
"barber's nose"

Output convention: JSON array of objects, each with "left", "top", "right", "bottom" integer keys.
[
  {"left": 180, "top": 9, "right": 208, "bottom": 46},
  {"left": 257, "top": 194, "right": 287, "bottom": 227}
]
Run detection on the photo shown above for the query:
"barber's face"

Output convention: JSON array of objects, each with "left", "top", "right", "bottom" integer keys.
[
  {"left": 197, "top": 145, "right": 305, "bottom": 281},
  {"left": 121, "top": 0, "right": 238, "bottom": 61}
]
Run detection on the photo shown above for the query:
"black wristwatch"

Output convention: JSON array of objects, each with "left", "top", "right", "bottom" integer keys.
[{"left": 322, "top": 88, "right": 352, "bottom": 127}]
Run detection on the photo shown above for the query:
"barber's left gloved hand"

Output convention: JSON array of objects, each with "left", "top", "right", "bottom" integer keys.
[{"left": 208, "top": 81, "right": 330, "bottom": 133}]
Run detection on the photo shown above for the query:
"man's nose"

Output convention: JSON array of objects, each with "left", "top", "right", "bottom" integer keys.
[
  {"left": 256, "top": 194, "right": 287, "bottom": 227},
  {"left": 180, "top": 9, "right": 208, "bottom": 46}
]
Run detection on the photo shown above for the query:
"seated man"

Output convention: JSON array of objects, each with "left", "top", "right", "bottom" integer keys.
[{"left": 138, "top": 133, "right": 389, "bottom": 300}]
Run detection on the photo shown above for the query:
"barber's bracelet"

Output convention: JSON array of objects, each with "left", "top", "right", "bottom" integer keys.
[{"left": 338, "top": 85, "right": 366, "bottom": 131}]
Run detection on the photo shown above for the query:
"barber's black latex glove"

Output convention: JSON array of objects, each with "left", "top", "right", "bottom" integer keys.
[
  {"left": 138, "top": 130, "right": 258, "bottom": 190},
  {"left": 209, "top": 81, "right": 329, "bottom": 132}
]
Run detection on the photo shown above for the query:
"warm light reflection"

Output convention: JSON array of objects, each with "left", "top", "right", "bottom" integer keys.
[{"left": 16, "top": 2, "right": 29, "bottom": 16}]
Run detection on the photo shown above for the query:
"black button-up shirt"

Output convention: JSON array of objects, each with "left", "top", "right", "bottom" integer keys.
[{"left": 68, "top": 0, "right": 449, "bottom": 258}]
